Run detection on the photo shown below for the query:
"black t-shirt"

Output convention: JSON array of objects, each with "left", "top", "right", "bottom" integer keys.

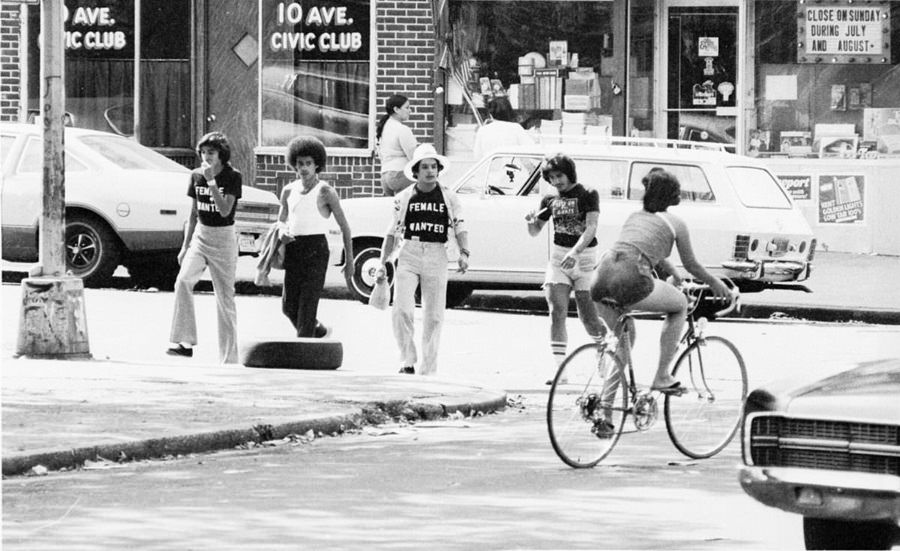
[
  {"left": 537, "top": 183, "right": 599, "bottom": 248},
  {"left": 188, "top": 164, "right": 242, "bottom": 226},
  {"left": 403, "top": 185, "right": 450, "bottom": 243}
]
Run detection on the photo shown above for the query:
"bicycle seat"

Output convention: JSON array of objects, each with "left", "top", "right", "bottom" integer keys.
[{"left": 599, "top": 297, "right": 626, "bottom": 310}]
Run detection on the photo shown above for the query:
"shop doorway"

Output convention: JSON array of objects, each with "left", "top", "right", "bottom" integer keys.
[
  {"left": 204, "top": 1, "right": 259, "bottom": 184},
  {"left": 663, "top": 4, "right": 739, "bottom": 151}
]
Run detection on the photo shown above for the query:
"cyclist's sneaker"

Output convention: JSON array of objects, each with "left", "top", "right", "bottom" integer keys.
[
  {"left": 592, "top": 419, "right": 616, "bottom": 439},
  {"left": 398, "top": 366, "right": 415, "bottom": 375}
]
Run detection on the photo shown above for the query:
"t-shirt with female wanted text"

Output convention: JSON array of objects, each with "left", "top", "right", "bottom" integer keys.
[
  {"left": 537, "top": 183, "right": 599, "bottom": 248},
  {"left": 187, "top": 164, "right": 243, "bottom": 227},
  {"left": 403, "top": 185, "right": 450, "bottom": 243}
]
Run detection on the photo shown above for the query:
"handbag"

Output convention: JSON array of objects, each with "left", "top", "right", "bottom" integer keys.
[{"left": 368, "top": 277, "right": 390, "bottom": 310}]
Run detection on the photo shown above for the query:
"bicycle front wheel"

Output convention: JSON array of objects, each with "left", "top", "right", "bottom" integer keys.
[
  {"left": 547, "top": 343, "right": 628, "bottom": 468},
  {"left": 664, "top": 336, "right": 747, "bottom": 459}
]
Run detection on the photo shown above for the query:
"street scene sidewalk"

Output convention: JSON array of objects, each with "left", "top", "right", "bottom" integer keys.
[{"left": 2, "top": 250, "right": 897, "bottom": 477}]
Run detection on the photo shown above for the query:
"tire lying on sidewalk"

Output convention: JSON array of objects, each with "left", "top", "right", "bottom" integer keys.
[{"left": 242, "top": 339, "right": 343, "bottom": 370}]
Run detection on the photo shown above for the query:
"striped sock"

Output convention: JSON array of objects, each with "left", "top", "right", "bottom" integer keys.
[{"left": 550, "top": 341, "right": 567, "bottom": 368}]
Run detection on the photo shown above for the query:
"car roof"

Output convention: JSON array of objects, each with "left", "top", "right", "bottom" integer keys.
[
  {"left": 489, "top": 139, "right": 761, "bottom": 167},
  {"left": 0, "top": 122, "right": 122, "bottom": 140}
]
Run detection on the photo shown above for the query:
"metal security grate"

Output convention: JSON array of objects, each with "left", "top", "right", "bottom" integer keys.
[
  {"left": 749, "top": 414, "right": 900, "bottom": 476},
  {"left": 733, "top": 235, "right": 750, "bottom": 259}
]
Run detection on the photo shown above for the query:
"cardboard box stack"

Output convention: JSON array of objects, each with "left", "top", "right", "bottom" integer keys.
[{"left": 564, "top": 69, "right": 601, "bottom": 112}]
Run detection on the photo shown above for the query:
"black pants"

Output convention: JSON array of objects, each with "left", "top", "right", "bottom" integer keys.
[{"left": 282, "top": 235, "right": 330, "bottom": 337}]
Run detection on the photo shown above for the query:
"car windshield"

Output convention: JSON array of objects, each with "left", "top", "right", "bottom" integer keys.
[
  {"left": 79, "top": 135, "right": 187, "bottom": 171},
  {"left": 726, "top": 167, "right": 792, "bottom": 209}
]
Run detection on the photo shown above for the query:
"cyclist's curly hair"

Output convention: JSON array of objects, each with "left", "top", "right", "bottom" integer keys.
[
  {"left": 286, "top": 136, "right": 327, "bottom": 173},
  {"left": 642, "top": 168, "right": 681, "bottom": 212},
  {"left": 196, "top": 131, "right": 231, "bottom": 164},
  {"left": 541, "top": 153, "right": 577, "bottom": 184}
]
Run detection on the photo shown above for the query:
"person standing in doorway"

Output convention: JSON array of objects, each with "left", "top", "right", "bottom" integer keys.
[
  {"left": 473, "top": 96, "right": 533, "bottom": 159},
  {"left": 376, "top": 94, "right": 418, "bottom": 196},
  {"left": 278, "top": 136, "right": 353, "bottom": 338},
  {"left": 525, "top": 153, "right": 606, "bottom": 384},
  {"left": 167, "top": 131, "right": 242, "bottom": 364},
  {"left": 376, "top": 144, "right": 469, "bottom": 375}
]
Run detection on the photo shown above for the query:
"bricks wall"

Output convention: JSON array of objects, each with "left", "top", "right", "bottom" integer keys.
[
  {"left": 255, "top": 0, "right": 437, "bottom": 198},
  {"left": 0, "top": 4, "right": 22, "bottom": 122}
]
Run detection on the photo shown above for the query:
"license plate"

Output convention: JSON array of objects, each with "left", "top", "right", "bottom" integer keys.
[{"left": 238, "top": 234, "right": 257, "bottom": 252}]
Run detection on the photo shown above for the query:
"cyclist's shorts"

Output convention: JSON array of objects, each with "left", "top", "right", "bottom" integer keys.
[
  {"left": 590, "top": 248, "right": 655, "bottom": 307},
  {"left": 544, "top": 244, "right": 598, "bottom": 292}
]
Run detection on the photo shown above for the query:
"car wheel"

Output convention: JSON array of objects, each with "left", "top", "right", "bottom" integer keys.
[
  {"left": 127, "top": 256, "right": 179, "bottom": 290},
  {"left": 242, "top": 339, "right": 343, "bottom": 370},
  {"left": 66, "top": 213, "right": 120, "bottom": 286},
  {"left": 803, "top": 517, "right": 896, "bottom": 550},
  {"left": 349, "top": 241, "right": 392, "bottom": 304},
  {"left": 446, "top": 283, "right": 473, "bottom": 308}
]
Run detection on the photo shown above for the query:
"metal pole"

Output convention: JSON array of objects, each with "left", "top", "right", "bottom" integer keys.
[
  {"left": 133, "top": 0, "right": 141, "bottom": 142},
  {"left": 39, "top": 0, "right": 66, "bottom": 277}
]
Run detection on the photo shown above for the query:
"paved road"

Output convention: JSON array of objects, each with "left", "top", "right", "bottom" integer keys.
[{"left": 2, "top": 392, "right": 804, "bottom": 550}]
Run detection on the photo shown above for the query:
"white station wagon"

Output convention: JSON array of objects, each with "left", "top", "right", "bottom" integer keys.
[{"left": 332, "top": 138, "right": 816, "bottom": 308}]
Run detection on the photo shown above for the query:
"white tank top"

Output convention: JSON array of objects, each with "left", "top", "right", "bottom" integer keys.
[{"left": 286, "top": 180, "right": 330, "bottom": 236}]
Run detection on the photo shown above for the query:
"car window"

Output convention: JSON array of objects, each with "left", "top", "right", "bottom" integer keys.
[
  {"left": 1, "top": 134, "right": 16, "bottom": 167},
  {"left": 629, "top": 163, "right": 715, "bottom": 203},
  {"left": 726, "top": 166, "right": 792, "bottom": 209},
  {"left": 456, "top": 155, "right": 541, "bottom": 196},
  {"left": 79, "top": 135, "right": 186, "bottom": 171},
  {"left": 573, "top": 158, "right": 629, "bottom": 199},
  {"left": 18, "top": 137, "right": 89, "bottom": 173}
]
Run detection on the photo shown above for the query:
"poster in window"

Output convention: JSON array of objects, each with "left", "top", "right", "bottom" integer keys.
[
  {"left": 778, "top": 174, "right": 812, "bottom": 201},
  {"left": 830, "top": 84, "right": 846, "bottom": 111},
  {"left": 848, "top": 86, "right": 861, "bottom": 110},
  {"left": 818, "top": 175, "right": 865, "bottom": 225},
  {"left": 860, "top": 83, "right": 873, "bottom": 108}
]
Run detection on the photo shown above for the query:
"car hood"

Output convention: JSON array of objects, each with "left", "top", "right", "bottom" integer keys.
[
  {"left": 241, "top": 185, "right": 280, "bottom": 205},
  {"left": 758, "top": 359, "right": 900, "bottom": 420}
]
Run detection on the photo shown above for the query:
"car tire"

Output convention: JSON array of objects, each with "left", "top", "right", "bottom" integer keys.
[
  {"left": 242, "top": 339, "right": 343, "bottom": 370},
  {"left": 66, "top": 213, "right": 120, "bottom": 287},
  {"left": 803, "top": 517, "right": 896, "bottom": 550},
  {"left": 127, "top": 256, "right": 179, "bottom": 290},
  {"left": 349, "top": 241, "right": 392, "bottom": 304}
]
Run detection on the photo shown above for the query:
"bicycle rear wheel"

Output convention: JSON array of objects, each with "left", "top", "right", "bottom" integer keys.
[
  {"left": 547, "top": 343, "right": 629, "bottom": 468},
  {"left": 664, "top": 336, "right": 747, "bottom": 459}
]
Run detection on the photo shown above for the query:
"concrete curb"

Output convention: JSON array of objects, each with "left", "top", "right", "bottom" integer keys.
[{"left": 1, "top": 392, "right": 508, "bottom": 477}]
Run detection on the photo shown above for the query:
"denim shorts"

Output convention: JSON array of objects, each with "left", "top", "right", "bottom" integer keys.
[
  {"left": 544, "top": 244, "right": 598, "bottom": 291},
  {"left": 590, "top": 249, "right": 655, "bottom": 307}
]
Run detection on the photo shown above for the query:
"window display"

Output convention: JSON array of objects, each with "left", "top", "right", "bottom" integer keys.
[
  {"left": 752, "top": 0, "right": 900, "bottom": 159},
  {"left": 444, "top": 1, "right": 615, "bottom": 157},
  {"left": 260, "top": 0, "right": 372, "bottom": 149}
]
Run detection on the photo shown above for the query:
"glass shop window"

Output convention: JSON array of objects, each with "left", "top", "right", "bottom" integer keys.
[
  {"left": 751, "top": 0, "right": 900, "bottom": 159},
  {"left": 259, "top": 0, "right": 373, "bottom": 149},
  {"left": 26, "top": 1, "right": 192, "bottom": 148},
  {"left": 444, "top": 1, "right": 615, "bottom": 157}
]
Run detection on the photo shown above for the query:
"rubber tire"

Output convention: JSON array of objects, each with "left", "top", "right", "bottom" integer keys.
[
  {"left": 803, "top": 517, "right": 897, "bottom": 550},
  {"left": 349, "top": 241, "right": 391, "bottom": 304},
  {"left": 242, "top": 339, "right": 343, "bottom": 370},
  {"left": 66, "top": 213, "right": 120, "bottom": 287},
  {"left": 127, "top": 256, "right": 180, "bottom": 290}
]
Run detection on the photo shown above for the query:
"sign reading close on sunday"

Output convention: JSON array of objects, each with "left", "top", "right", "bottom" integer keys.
[{"left": 797, "top": 2, "right": 891, "bottom": 63}]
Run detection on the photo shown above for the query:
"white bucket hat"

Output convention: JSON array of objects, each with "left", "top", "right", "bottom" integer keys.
[{"left": 403, "top": 143, "right": 450, "bottom": 181}]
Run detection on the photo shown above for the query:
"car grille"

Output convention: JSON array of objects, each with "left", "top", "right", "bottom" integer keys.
[{"left": 749, "top": 414, "right": 900, "bottom": 476}]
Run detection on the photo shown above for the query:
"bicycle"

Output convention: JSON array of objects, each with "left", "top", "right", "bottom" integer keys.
[{"left": 546, "top": 280, "right": 748, "bottom": 468}]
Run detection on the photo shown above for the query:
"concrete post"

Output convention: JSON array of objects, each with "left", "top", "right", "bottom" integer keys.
[{"left": 16, "top": 0, "right": 91, "bottom": 359}]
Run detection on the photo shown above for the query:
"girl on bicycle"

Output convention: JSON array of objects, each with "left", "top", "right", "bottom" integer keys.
[
  {"left": 525, "top": 153, "right": 606, "bottom": 384},
  {"left": 590, "top": 167, "right": 729, "bottom": 393}
]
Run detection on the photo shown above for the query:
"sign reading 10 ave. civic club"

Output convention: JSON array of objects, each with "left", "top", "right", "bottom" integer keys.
[{"left": 797, "top": 2, "right": 891, "bottom": 64}]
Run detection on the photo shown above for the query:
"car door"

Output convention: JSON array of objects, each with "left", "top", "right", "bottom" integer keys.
[
  {"left": 1, "top": 134, "right": 43, "bottom": 259},
  {"left": 452, "top": 154, "right": 548, "bottom": 276}
]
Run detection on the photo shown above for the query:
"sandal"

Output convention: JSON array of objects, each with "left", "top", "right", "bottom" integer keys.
[{"left": 651, "top": 381, "right": 685, "bottom": 395}]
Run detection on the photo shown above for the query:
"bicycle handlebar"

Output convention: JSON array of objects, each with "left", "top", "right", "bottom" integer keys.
[{"left": 680, "top": 278, "right": 741, "bottom": 318}]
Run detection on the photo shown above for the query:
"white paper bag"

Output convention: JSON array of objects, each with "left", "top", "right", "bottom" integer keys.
[{"left": 369, "top": 278, "right": 390, "bottom": 310}]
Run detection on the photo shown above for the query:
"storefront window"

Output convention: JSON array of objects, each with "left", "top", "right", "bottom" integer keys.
[
  {"left": 26, "top": 1, "right": 191, "bottom": 148},
  {"left": 628, "top": 0, "right": 655, "bottom": 138},
  {"left": 445, "top": 0, "right": 615, "bottom": 158},
  {"left": 259, "top": 0, "right": 372, "bottom": 149},
  {"left": 752, "top": 0, "right": 900, "bottom": 159}
]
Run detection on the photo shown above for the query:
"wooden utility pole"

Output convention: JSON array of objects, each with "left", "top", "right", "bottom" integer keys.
[{"left": 16, "top": 0, "right": 91, "bottom": 359}]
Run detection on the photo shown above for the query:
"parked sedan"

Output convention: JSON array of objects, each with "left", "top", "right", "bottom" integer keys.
[
  {"left": 1, "top": 123, "right": 280, "bottom": 287},
  {"left": 330, "top": 138, "right": 816, "bottom": 309},
  {"left": 739, "top": 359, "right": 900, "bottom": 550}
]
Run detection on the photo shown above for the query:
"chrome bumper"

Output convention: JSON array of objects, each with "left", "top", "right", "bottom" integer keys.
[
  {"left": 739, "top": 466, "right": 900, "bottom": 522},
  {"left": 722, "top": 259, "right": 811, "bottom": 282}
]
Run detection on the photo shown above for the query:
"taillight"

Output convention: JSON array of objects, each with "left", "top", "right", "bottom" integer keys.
[{"left": 733, "top": 235, "right": 750, "bottom": 259}]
